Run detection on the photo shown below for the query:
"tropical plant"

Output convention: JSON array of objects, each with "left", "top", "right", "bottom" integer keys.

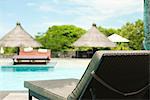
[{"left": 35, "top": 25, "right": 86, "bottom": 51}]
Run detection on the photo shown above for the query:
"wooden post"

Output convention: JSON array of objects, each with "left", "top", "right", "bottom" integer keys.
[
  {"left": 143, "top": 0, "right": 150, "bottom": 49},
  {"left": 17, "top": 47, "right": 20, "bottom": 55}
]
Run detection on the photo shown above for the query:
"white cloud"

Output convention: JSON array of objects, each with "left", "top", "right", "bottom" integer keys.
[
  {"left": 38, "top": 3, "right": 62, "bottom": 13},
  {"left": 67, "top": 1, "right": 142, "bottom": 15},
  {"left": 61, "top": 0, "right": 143, "bottom": 28},
  {"left": 67, "top": 0, "right": 143, "bottom": 11},
  {"left": 26, "top": 2, "right": 36, "bottom": 6},
  {"left": 39, "top": 4, "right": 54, "bottom": 12},
  {"left": 24, "top": 0, "right": 143, "bottom": 33},
  {"left": 52, "top": 0, "right": 59, "bottom": 4},
  {"left": 36, "top": 0, "right": 143, "bottom": 16}
]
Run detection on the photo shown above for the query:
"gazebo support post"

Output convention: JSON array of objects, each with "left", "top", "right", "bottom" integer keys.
[
  {"left": 17, "top": 47, "right": 20, "bottom": 55},
  {"left": 92, "top": 47, "right": 98, "bottom": 54},
  {"left": 143, "top": 0, "right": 150, "bottom": 49}
]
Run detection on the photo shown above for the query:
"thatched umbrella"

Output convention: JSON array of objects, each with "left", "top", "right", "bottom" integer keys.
[
  {"left": 73, "top": 24, "right": 116, "bottom": 57},
  {"left": 0, "top": 22, "right": 42, "bottom": 48},
  {"left": 73, "top": 24, "right": 116, "bottom": 48},
  {"left": 108, "top": 34, "right": 129, "bottom": 43},
  {"left": 108, "top": 34, "right": 129, "bottom": 50}
]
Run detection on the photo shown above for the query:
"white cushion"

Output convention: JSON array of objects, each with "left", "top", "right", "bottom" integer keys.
[
  {"left": 24, "top": 47, "right": 33, "bottom": 52},
  {"left": 38, "top": 49, "right": 48, "bottom": 53}
]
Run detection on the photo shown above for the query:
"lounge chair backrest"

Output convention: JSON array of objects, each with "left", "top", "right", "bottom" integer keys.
[
  {"left": 68, "top": 51, "right": 150, "bottom": 100},
  {"left": 68, "top": 51, "right": 103, "bottom": 99}
]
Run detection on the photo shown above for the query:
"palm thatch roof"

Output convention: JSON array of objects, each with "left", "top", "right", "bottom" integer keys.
[
  {"left": 108, "top": 34, "right": 129, "bottom": 43},
  {"left": 73, "top": 24, "right": 116, "bottom": 47},
  {"left": 0, "top": 22, "right": 42, "bottom": 47}
]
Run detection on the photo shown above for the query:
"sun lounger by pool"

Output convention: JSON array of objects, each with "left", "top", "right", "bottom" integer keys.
[
  {"left": 13, "top": 49, "right": 51, "bottom": 65},
  {"left": 24, "top": 51, "right": 150, "bottom": 100}
]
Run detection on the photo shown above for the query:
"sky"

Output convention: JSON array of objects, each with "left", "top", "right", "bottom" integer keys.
[{"left": 0, "top": 0, "right": 143, "bottom": 38}]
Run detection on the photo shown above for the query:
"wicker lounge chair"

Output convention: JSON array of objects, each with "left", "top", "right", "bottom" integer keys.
[{"left": 24, "top": 51, "right": 150, "bottom": 100}]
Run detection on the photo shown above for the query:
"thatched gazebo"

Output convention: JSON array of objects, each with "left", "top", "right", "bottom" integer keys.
[
  {"left": 0, "top": 22, "right": 41, "bottom": 48},
  {"left": 73, "top": 24, "right": 116, "bottom": 47},
  {"left": 0, "top": 22, "right": 42, "bottom": 54},
  {"left": 73, "top": 23, "right": 116, "bottom": 57}
]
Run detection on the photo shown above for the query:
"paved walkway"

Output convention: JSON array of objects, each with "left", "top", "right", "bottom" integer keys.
[
  {"left": 3, "top": 92, "right": 28, "bottom": 100},
  {"left": 0, "top": 91, "right": 33, "bottom": 100},
  {"left": 0, "top": 58, "right": 13, "bottom": 65}
]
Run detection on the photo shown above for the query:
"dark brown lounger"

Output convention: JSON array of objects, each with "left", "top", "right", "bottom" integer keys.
[{"left": 24, "top": 51, "right": 150, "bottom": 100}]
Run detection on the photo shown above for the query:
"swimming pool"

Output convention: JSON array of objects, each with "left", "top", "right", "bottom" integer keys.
[{"left": 0, "top": 59, "right": 89, "bottom": 91}]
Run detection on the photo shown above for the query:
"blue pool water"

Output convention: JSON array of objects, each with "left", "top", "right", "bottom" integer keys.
[{"left": 0, "top": 62, "right": 87, "bottom": 91}]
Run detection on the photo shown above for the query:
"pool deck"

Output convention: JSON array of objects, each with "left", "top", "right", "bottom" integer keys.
[
  {"left": 0, "top": 91, "right": 30, "bottom": 100},
  {"left": 0, "top": 58, "right": 91, "bottom": 100}
]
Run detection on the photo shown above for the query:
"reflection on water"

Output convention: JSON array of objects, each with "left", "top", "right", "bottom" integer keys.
[
  {"left": 0, "top": 62, "right": 56, "bottom": 72},
  {"left": 1, "top": 66, "right": 54, "bottom": 72}
]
